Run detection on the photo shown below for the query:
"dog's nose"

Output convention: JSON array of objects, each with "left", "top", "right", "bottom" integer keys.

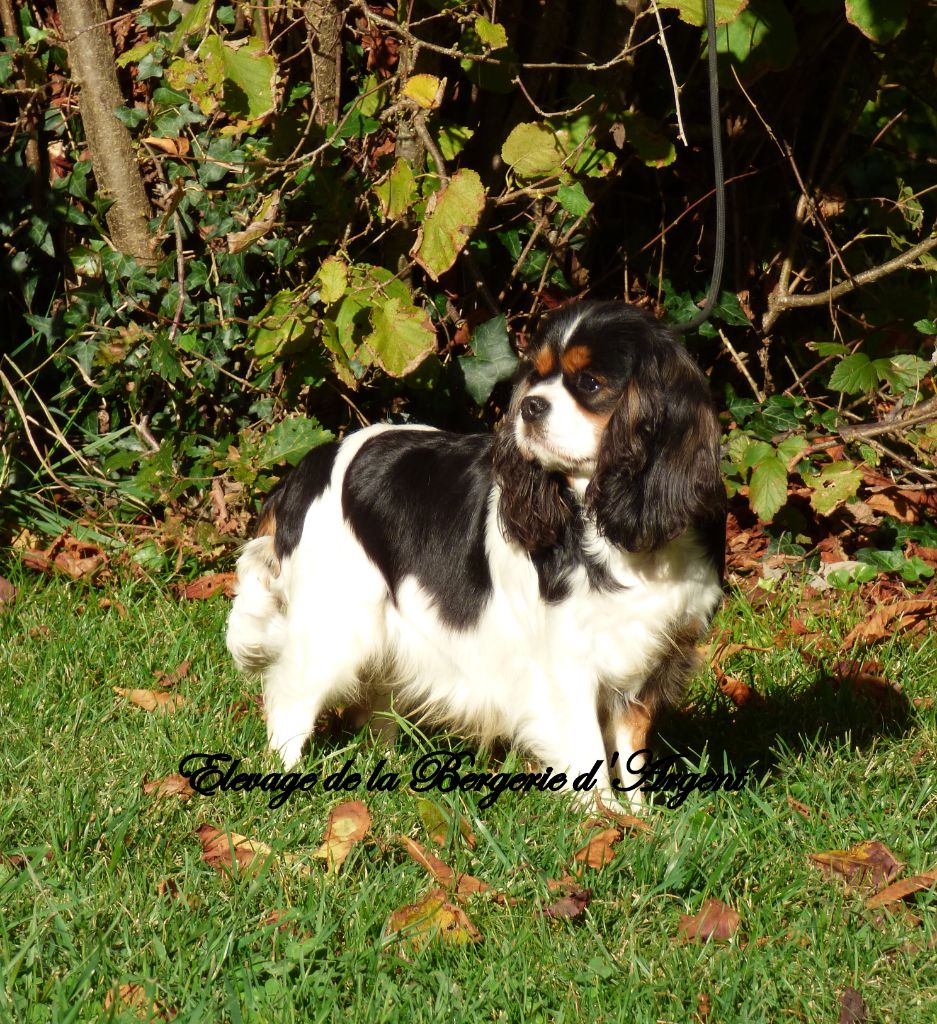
[{"left": 521, "top": 395, "right": 550, "bottom": 423}]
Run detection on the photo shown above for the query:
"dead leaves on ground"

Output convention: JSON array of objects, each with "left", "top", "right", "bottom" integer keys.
[
  {"left": 104, "top": 983, "right": 176, "bottom": 1021},
  {"left": 678, "top": 899, "right": 741, "bottom": 943},
  {"left": 840, "top": 598, "right": 937, "bottom": 650},
  {"left": 113, "top": 687, "right": 188, "bottom": 714},
  {"left": 384, "top": 889, "right": 481, "bottom": 947},
  {"left": 314, "top": 800, "right": 371, "bottom": 873}
]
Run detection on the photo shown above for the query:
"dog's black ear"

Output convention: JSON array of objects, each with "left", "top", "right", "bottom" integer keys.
[
  {"left": 586, "top": 342, "right": 725, "bottom": 555},
  {"left": 493, "top": 417, "right": 572, "bottom": 554}
]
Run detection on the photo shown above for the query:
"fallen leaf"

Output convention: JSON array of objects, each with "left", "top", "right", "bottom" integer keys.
[
  {"left": 155, "top": 878, "right": 191, "bottom": 905},
  {"left": 678, "top": 898, "right": 741, "bottom": 943},
  {"left": 786, "top": 795, "right": 812, "bottom": 818},
  {"left": 153, "top": 659, "right": 191, "bottom": 688},
  {"left": 594, "top": 800, "right": 653, "bottom": 834},
  {"left": 398, "top": 835, "right": 492, "bottom": 899},
  {"left": 542, "top": 887, "right": 592, "bottom": 919},
  {"left": 838, "top": 986, "right": 867, "bottom": 1024},
  {"left": 98, "top": 597, "right": 128, "bottom": 618},
  {"left": 810, "top": 840, "right": 903, "bottom": 888},
  {"left": 384, "top": 889, "right": 481, "bottom": 947},
  {"left": 416, "top": 797, "right": 475, "bottom": 848},
  {"left": 0, "top": 576, "right": 15, "bottom": 607},
  {"left": 841, "top": 599, "right": 937, "bottom": 650},
  {"left": 314, "top": 800, "right": 371, "bottom": 873},
  {"left": 142, "top": 774, "right": 194, "bottom": 801},
  {"left": 716, "top": 670, "right": 758, "bottom": 707},
  {"left": 573, "top": 827, "right": 620, "bottom": 871},
  {"left": 104, "top": 983, "right": 176, "bottom": 1021},
  {"left": 697, "top": 992, "right": 712, "bottom": 1024},
  {"left": 113, "top": 687, "right": 187, "bottom": 714},
  {"left": 865, "top": 868, "right": 937, "bottom": 909},
  {"left": 197, "top": 824, "right": 276, "bottom": 876},
  {"left": 178, "top": 573, "right": 237, "bottom": 600},
  {"left": 142, "top": 134, "right": 190, "bottom": 157}
]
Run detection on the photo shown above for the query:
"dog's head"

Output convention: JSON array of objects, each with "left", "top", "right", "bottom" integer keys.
[{"left": 494, "top": 301, "right": 725, "bottom": 556}]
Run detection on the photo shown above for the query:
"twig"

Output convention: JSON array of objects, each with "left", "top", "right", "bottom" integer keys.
[
  {"left": 0, "top": 369, "right": 71, "bottom": 491},
  {"left": 838, "top": 396, "right": 937, "bottom": 441},
  {"left": 719, "top": 329, "right": 764, "bottom": 402},
  {"left": 648, "top": 0, "right": 687, "bottom": 146},
  {"left": 135, "top": 414, "right": 160, "bottom": 453},
  {"left": 768, "top": 234, "right": 937, "bottom": 315}
]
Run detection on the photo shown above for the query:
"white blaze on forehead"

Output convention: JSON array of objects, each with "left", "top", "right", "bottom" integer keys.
[
  {"left": 517, "top": 376, "right": 602, "bottom": 471},
  {"left": 557, "top": 307, "right": 587, "bottom": 351}
]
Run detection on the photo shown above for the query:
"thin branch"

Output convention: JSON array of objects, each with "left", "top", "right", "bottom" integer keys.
[
  {"left": 769, "top": 234, "right": 937, "bottom": 314},
  {"left": 648, "top": 0, "right": 686, "bottom": 146},
  {"left": 719, "top": 328, "right": 764, "bottom": 402}
]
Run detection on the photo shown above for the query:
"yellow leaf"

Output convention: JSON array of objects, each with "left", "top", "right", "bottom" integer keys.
[{"left": 402, "top": 74, "right": 443, "bottom": 110}]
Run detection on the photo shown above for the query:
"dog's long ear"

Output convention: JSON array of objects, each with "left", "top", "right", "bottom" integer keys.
[
  {"left": 586, "top": 344, "right": 724, "bottom": 554},
  {"left": 493, "top": 413, "right": 572, "bottom": 554}
]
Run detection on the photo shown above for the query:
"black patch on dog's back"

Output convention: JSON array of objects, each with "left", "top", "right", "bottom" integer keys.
[
  {"left": 266, "top": 441, "right": 339, "bottom": 561},
  {"left": 342, "top": 430, "right": 494, "bottom": 630}
]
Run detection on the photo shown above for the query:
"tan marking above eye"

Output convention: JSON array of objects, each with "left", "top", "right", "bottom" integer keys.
[
  {"left": 561, "top": 346, "right": 592, "bottom": 375},
  {"left": 533, "top": 347, "right": 557, "bottom": 377}
]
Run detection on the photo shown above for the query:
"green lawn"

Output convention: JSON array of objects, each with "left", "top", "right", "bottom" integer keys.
[{"left": 1, "top": 573, "right": 935, "bottom": 1023}]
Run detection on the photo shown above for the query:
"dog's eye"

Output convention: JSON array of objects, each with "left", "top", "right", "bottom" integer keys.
[{"left": 577, "top": 373, "right": 601, "bottom": 394}]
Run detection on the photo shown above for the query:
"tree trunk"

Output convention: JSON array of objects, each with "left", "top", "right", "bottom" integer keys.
[
  {"left": 304, "top": 0, "right": 343, "bottom": 126},
  {"left": 57, "top": 0, "right": 155, "bottom": 265}
]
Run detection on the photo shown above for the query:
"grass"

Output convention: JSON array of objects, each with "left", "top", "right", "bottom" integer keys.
[{"left": 0, "top": 570, "right": 935, "bottom": 1024}]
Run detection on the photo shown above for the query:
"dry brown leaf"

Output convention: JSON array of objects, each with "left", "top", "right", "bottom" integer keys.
[
  {"left": 384, "top": 889, "right": 481, "bottom": 947},
  {"left": 0, "top": 576, "right": 15, "bottom": 607},
  {"left": 865, "top": 490, "right": 919, "bottom": 523},
  {"left": 573, "top": 827, "right": 620, "bottom": 871},
  {"left": 142, "top": 774, "right": 194, "bottom": 801},
  {"left": 841, "top": 599, "right": 937, "bottom": 650},
  {"left": 314, "top": 800, "right": 371, "bottom": 873},
  {"left": 398, "top": 836, "right": 494, "bottom": 900},
  {"left": 142, "top": 135, "right": 190, "bottom": 157},
  {"left": 678, "top": 898, "right": 741, "bottom": 943},
  {"left": 104, "top": 983, "right": 176, "bottom": 1021},
  {"left": 99, "top": 597, "right": 128, "bottom": 618},
  {"left": 697, "top": 992, "right": 712, "bottom": 1024},
  {"left": 197, "top": 824, "right": 277, "bottom": 876},
  {"left": 786, "top": 795, "right": 812, "bottom": 818},
  {"left": 810, "top": 840, "right": 903, "bottom": 888},
  {"left": 155, "top": 878, "right": 192, "bottom": 906},
  {"left": 542, "top": 887, "right": 592, "bottom": 919},
  {"left": 114, "top": 687, "right": 187, "bottom": 713},
  {"left": 865, "top": 868, "right": 937, "bottom": 909},
  {"left": 838, "top": 987, "right": 867, "bottom": 1024},
  {"left": 153, "top": 659, "right": 191, "bottom": 688},
  {"left": 179, "top": 573, "right": 237, "bottom": 600},
  {"left": 594, "top": 800, "right": 653, "bottom": 834},
  {"left": 716, "top": 670, "right": 758, "bottom": 707},
  {"left": 113, "top": 687, "right": 187, "bottom": 714}
]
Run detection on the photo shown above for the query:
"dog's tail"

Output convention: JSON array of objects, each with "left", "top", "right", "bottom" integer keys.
[{"left": 226, "top": 535, "right": 289, "bottom": 672}]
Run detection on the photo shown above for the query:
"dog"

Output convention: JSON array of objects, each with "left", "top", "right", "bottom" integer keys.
[{"left": 226, "top": 301, "right": 726, "bottom": 809}]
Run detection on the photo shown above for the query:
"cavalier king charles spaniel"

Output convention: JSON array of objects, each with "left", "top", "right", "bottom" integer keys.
[{"left": 227, "top": 301, "right": 726, "bottom": 809}]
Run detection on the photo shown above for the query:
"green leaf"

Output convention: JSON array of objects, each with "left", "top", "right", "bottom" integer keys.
[
  {"left": 201, "top": 34, "right": 276, "bottom": 121},
  {"left": 709, "top": 290, "right": 750, "bottom": 326},
  {"left": 437, "top": 123, "right": 475, "bottom": 162},
  {"left": 249, "top": 289, "right": 316, "bottom": 359},
  {"left": 741, "top": 440, "right": 774, "bottom": 471},
  {"left": 749, "top": 455, "right": 788, "bottom": 522},
  {"left": 475, "top": 17, "right": 508, "bottom": 49},
  {"left": 845, "top": 0, "right": 908, "bottom": 43},
  {"left": 170, "top": 0, "right": 212, "bottom": 54},
  {"left": 374, "top": 158, "right": 418, "bottom": 220},
  {"left": 116, "top": 40, "right": 158, "bottom": 69},
  {"left": 111, "top": 105, "right": 147, "bottom": 129},
  {"left": 259, "top": 418, "right": 333, "bottom": 468},
  {"left": 316, "top": 256, "right": 348, "bottom": 304},
  {"left": 913, "top": 318, "right": 937, "bottom": 335},
  {"left": 618, "top": 111, "right": 676, "bottom": 168},
  {"left": 363, "top": 298, "right": 436, "bottom": 378},
  {"left": 828, "top": 352, "right": 877, "bottom": 394},
  {"left": 411, "top": 169, "right": 486, "bottom": 281},
  {"left": 777, "top": 434, "right": 807, "bottom": 464},
  {"left": 805, "top": 462, "right": 862, "bottom": 515},
  {"left": 458, "top": 316, "right": 518, "bottom": 405},
  {"left": 556, "top": 182, "right": 592, "bottom": 218},
  {"left": 873, "top": 354, "right": 931, "bottom": 391},
  {"left": 716, "top": 0, "right": 797, "bottom": 75},
  {"left": 501, "top": 123, "right": 566, "bottom": 180},
  {"left": 658, "top": 0, "right": 749, "bottom": 27},
  {"left": 167, "top": 50, "right": 224, "bottom": 116},
  {"left": 812, "top": 341, "right": 849, "bottom": 356}
]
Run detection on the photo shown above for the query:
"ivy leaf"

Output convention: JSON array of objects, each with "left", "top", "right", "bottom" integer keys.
[
  {"left": 374, "top": 158, "right": 418, "bottom": 220},
  {"left": 249, "top": 288, "right": 316, "bottom": 358},
  {"left": 749, "top": 454, "right": 788, "bottom": 521},
  {"left": 829, "top": 352, "right": 877, "bottom": 394},
  {"left": 363, "top": 298, "right": 435, "bottom": 378},
  {"left": 411, "top": 170, "right": 485, "bottom": 281},
  {"left": 259, "top": 418, "right": 333, "bottom": 468},
  {"left": 657, "top": 0, "right": 749, "bottom": 27},
  {"left": 316, "top": 256, "right": 348, "bottom": 304},
  {"left": 845, "top": 0, "right": 908, "bottom": 43},
  {"left": 501, "top": 123, "right": 566, "bottom": 180},
  {"left": 202, "top": 34, "right": 275, "bottom": 122},
  {"left": 458, "top": 315, "right": 517, "bottom": 405},
  {"left": 805, "top": 462, "right": 863, "bottom": 515},
  {"left": 556, "top": 182, "right": 592, "bottom": 217}
]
